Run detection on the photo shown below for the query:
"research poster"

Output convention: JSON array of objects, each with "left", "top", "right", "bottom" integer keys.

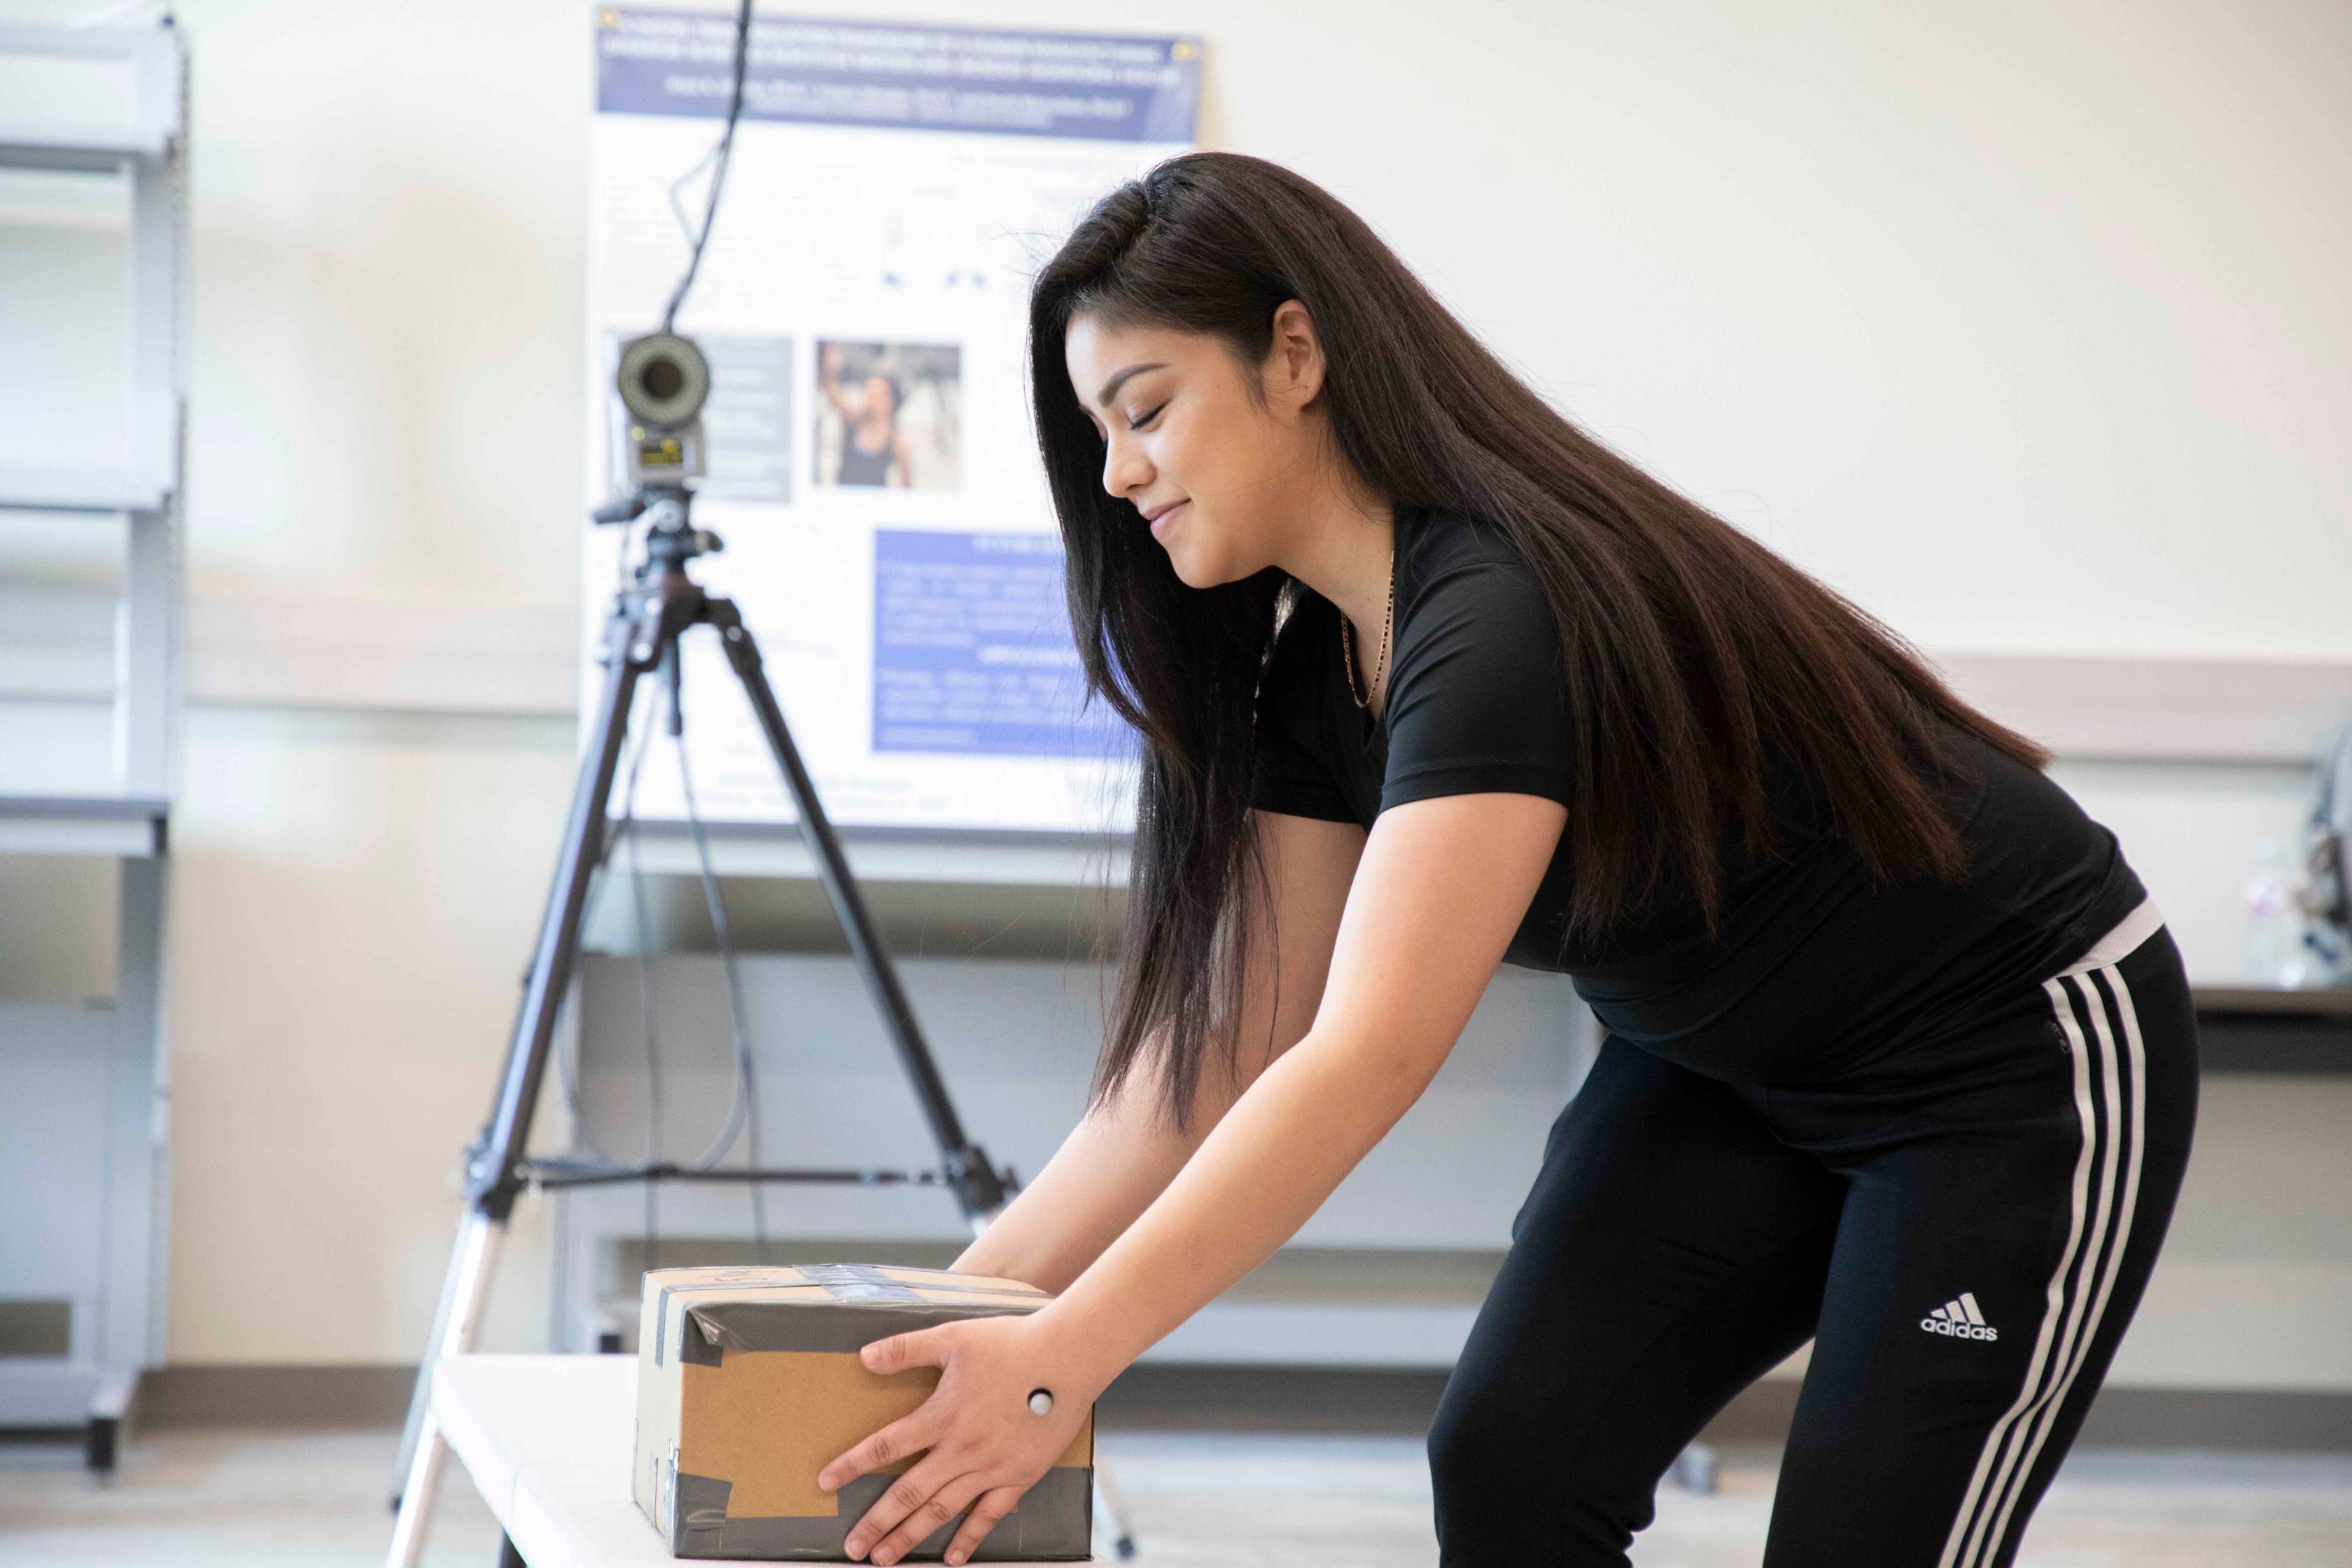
[{"left": 582, "top": 9, "right": 1200, "bottom": 831}]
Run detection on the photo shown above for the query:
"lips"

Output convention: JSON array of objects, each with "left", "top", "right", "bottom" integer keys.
[{"left": 1147, "top": 500, "right": 1190, "bottom": 540}]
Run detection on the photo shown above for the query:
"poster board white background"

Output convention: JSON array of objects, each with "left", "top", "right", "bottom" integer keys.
[{"left": 583, "top": 11, "right": 1198, "bottom": 832}]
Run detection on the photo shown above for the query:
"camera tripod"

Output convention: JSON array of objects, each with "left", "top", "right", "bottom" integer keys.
[{"left": 386, "top": 491, "right": 1135, "bottom": 1564}]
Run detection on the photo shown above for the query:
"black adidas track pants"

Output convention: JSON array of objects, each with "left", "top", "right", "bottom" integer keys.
[{"left": 1427, "top": 901, "right": 2199, "bottom": 1567}]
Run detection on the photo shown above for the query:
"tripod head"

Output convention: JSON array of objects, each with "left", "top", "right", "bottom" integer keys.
[{"left": 592, "top": 482, "right": 725, "bottom": 582}]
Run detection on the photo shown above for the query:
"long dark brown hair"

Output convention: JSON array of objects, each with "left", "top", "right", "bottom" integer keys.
[{"left": 1030, "top": 151, "right": 2050, "bottom": 1133}]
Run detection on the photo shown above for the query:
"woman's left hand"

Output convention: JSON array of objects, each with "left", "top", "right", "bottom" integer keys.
[{"left": 818, "top": 1310, "right": 1102, "bottom": 1566}]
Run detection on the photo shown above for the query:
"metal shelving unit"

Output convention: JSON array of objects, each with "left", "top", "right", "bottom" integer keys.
[{"left": 0, "top": 18, "right": 186, "bottom": 1471}]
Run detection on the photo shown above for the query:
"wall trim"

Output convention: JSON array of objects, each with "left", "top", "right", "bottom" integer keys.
[
  {"left": 1697, "top": 1376, "right": 2352, "bottom": 1452},
  {"left": 141, "top": 1363, "right": 416, "bottom": 1429},
  {"left": 4, "top": 589, "right": 2348, "bottom": 759},
  {"left": 188, "top": 595, "right": 578, "bottom": 717},
  {"left": 136, "top": 1362, "right": 2352, "bottom": 1451},
  {"left": 0, "top": 588, "right": 579, "bottom": 717},
  {"left": 1935, "top": 652, "right": 2352, "bottom": 764}
]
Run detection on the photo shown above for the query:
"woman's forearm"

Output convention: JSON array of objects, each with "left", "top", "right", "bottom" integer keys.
[
  {"left": 955, "top": 816, "right": 1364, "bottom": 1301},
  {"left": 950, "top": 1079, "right": 1203, "bottom": 1294},
  {"left": 1041, "top": 1022, "right": 1434, "bottom": 1386},
  {"left": 949, "top": 1019, "right": 1320, "bottom": 1294}
]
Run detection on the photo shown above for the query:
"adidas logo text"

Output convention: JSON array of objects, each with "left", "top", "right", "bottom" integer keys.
[{"left": 1920, "top": 1291, "right": 1999, "bottom": 1342}]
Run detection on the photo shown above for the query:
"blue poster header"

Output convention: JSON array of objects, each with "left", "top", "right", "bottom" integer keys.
[{"left": 595, "top": 8, "right": 1200, "bottom": 143}]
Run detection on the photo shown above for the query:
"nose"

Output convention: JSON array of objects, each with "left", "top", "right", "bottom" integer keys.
[{"left": 1100, "top": 428, "right": 1151, "bottom": 501}]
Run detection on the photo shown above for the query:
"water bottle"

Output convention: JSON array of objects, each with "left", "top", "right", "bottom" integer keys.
[{"left": 2243, "top": 839, "right": 2309, "bottom": 986}]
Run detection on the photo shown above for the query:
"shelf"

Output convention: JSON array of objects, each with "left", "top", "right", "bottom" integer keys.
[
  {"left": 2193, "top": 983, "right": 2352, "bottom": 1018},
  {"left": 0, "top": 18, "right": 183, "bottom": 1467},
  {"left": 610, "top": 820, "right": 1130, "bottom": 888},
  {"left": 0, "top": 462, "right": 174, "bottom": 514},
  {"left": 2192, "top": 985, "right": 2352, "bottom": 1075},
  {"left": 0, "top": 133, "right": 154, "bottom": 171},
  {"left": 0, "top": 24, "right": 181, "bottom": 170},
  {"left": 0, "top": 794, "right": 168, "bottom": 857},
  {"left": 0, "top": 1362, "right": 133, "bottom": 1429}
]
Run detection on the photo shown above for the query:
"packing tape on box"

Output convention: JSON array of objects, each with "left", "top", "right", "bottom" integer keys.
[{"left": 652, "top": 1264, "right": 1046, "bottom": 1366}]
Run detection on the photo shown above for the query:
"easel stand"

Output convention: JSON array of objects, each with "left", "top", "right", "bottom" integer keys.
[{"left": 387, "top": 497, "right": 1133, "bottom": 1563}]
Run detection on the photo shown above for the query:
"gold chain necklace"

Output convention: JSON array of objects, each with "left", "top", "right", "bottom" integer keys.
[{"left": 1340, "top": 545, "right": 1395, "bottom": 710}]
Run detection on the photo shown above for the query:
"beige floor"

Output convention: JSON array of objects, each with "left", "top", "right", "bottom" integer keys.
[{"left": 1, "top": 1427, "right": 2348, "bottom": 1565}]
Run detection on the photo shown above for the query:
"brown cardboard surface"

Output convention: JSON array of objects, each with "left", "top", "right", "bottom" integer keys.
[
  {"left": 682, "top": 1353, "right": 934, "bottom": 1518},
  {"left": 680, "top": 1352, "right": 1095, "bottom": 1518},
  {"left": 633, "top": 1263, "right": 1094, "bottom": 1560}
]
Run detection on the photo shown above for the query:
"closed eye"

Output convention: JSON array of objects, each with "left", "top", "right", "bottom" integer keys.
[{"left": 1127, "top": 401, "right": 1168, "bottom": 432}]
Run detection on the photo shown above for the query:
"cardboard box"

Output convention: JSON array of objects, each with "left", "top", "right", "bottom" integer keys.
[{"left": 634, "top": 1264, "right": 1094, "bottom": 1560}]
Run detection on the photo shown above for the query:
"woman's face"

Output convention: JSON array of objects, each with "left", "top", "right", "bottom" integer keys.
[{"left": 1063, "top": 312, "right": 1322, "bottom": 589}]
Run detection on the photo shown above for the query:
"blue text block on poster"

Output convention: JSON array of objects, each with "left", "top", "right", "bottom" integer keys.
[
  {"left": 873, "top": 529, "right": 1130, "bottom": 758},
  {"left": 597, "top": 10, "right": 1200, "bottom": 144}
]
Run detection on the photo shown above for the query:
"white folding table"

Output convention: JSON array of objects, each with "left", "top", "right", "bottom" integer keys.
[{"left": 428, "top": 1354, "right": 1088, "bottom": 1566}]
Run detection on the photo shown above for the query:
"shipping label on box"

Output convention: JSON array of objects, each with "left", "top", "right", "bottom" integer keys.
[{"left": 634, "top": 1264, "right": 1093, "bottom": 1560}]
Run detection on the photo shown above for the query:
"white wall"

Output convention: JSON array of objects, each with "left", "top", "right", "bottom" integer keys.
[
  {"left": 1207, "top": 0, "right": 2352, "bottom": 663},
  {"left": 10, "top": 0, "right": 2352, "bottom": 666},
  {"left": 161, "top": 706, "right": 578, "bottom": 1361},
  {"left": 0, "top": 0, "right": 2346, "bottom": 1376}
]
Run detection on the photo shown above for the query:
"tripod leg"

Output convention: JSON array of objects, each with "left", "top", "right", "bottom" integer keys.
[
  {"left": 386, "top": 1212, "right": 505, "bottom": 1567},
  {"left": 388, "top": 591, "right": 671, "bottom": 1556},
  {"left": 1093, "top": 1464, "right": 1140, "bottom": 1560},
  {"left": 706, "top": 605, "right": 1009, "bottom": 1223},
  {"left": 388, "top": 1210, "right": 477, "bottom": 1506}
]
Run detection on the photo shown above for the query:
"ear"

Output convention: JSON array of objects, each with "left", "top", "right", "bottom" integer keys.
[{"left": 1261, "top": 298, "right": 1327, "bottom": 417}]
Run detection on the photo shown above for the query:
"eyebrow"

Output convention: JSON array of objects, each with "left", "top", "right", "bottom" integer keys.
[{"left": 1093, "top": 362, "right": 1168, "bottom": 409}]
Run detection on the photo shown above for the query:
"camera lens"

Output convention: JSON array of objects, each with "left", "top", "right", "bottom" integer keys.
[
  {"left": 640, "top": 357, "right": 684, "bottom": 401},
  {"left": 615, "top": 332, "right": 710, "bottom": 428}
]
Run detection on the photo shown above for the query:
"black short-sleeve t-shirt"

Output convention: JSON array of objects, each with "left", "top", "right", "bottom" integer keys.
[
  {"left": 1252, "top": 513, "right": 1579, "bottom": 823},
  {"left": 1248, "top": 504, "right": 2147, "bottom": 1075}
]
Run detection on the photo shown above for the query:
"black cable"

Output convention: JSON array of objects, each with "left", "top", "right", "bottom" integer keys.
[
  {"left": 659, "top": 0, "right": 755, "bottom": 335},
  {"left": 664, "top": 143, "right": 722, "bottom": 253},
  {"left": 568, "top": 675, "right": 671, "bottom": 1282},
  {"left": 609, "top": 0, "right": 758, "bottom": 1270},
  {"left": 673, "top": 699, "right": 772, "bottom": 1266},
  {"left": 625, "top": 696, "right": 665, "bottom": 1275},
  {"left": 617, "top": 666, "right": 756, "bottom": 1180},
  {"left": 551, "top": 678, "right": 662, "bottom": 1171},
  {"left": 543, "top": 671, "right": 669, "bottom": 1325}
]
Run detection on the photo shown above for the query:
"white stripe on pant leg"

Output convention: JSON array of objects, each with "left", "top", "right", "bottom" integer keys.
[
  {"left": 1965, "top": 969, "right": 2142, "bottom": 1568},
  {"left": 1961, "top": 972, "right": 2123, "bottom": 1565},
  {"left": 1956, "top": 973, "right": 2121, "bottom": 1568},
  {"left": 1977, "top": 964, "right": 2151, "bottom": 1564},
  {"left": 1933, "top": 974, "right": 2105, "bottom": 1568}
]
